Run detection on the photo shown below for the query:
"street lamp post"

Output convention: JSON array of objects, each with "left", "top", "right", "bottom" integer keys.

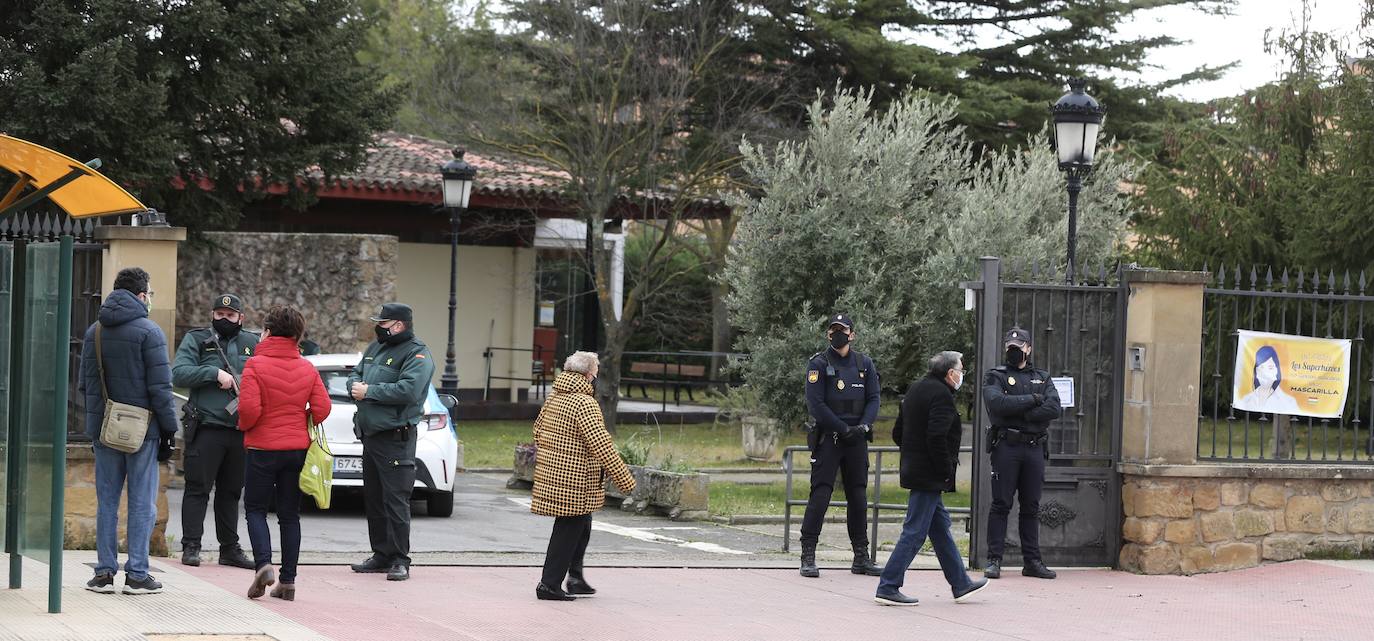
[
  {"left": 1050, "top": 78, "right": 1107, "bottom": 284},
  {"left": 439, "top": 149, "right": 477, "bottom": 397}
]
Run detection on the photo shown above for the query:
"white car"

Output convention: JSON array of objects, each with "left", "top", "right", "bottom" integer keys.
[{"left": 306, "top": 354, "right": 459, "bottom": 517}]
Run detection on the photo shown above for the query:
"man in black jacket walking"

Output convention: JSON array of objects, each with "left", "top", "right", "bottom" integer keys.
[
  {"left": 982, "top": 327, "right": 1063, "bottom": 580},
  {"left": 874, "top": 351, "right": 988, "bottom": 606}
]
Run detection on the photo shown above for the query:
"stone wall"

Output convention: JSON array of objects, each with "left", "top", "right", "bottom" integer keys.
[
  {"left": 1120, "top": 472, "right": 1374, "bottom": 574},
  {"left": 176, "top": 233, "right": 398, "bottom": 353},
  {"left": 65, "top": 446, "right": 171, "bottom": 557}
]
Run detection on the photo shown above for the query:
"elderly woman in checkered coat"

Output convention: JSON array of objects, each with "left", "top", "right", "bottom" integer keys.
[{"left": 531, "top": 351, "right": 637, "bottom": 601}]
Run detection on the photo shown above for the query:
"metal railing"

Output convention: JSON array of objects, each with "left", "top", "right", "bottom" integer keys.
[
  {"left": 482, "top": 345, "right": 551, "bottom": 402},
  {"left": 781, "top": 444, "right": 974, "bottom": 563},
  {"left": 1199, "top": 265, "right": 1374, "bottom": 463}
]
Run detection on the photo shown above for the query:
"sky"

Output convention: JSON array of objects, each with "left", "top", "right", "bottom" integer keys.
[{"left": 1121, "top": 0, "right": 1367, "bottom": 101}]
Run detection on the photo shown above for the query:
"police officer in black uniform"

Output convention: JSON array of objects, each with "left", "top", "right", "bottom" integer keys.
[
  {"left": 347, "top": 303, "right": 435, "bottom": 582},
  {"left": 981, "top": 326, "right": 1062, "bottom": 580},
  {"left": 799, "top": 313, "right": 882, "bottom": 578},
  {"left": 171, "top": 294, "right": 257, "bottom": 569}
]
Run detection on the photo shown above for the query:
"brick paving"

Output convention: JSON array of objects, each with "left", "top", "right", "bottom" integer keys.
[{"left": 188, "top": 560, "right": 1374, "bottom": 641}]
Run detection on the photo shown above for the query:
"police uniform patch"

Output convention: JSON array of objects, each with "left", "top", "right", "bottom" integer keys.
[
  {"left": 859, "top": 371, "right": 865, "bottom": 379},
  {"left": 222, "top": 296, "right": 231, "bottom": 307},
  {"left": 807, "top": 370, "right": 819, "bottom": 384},
  {"left": 1032, "top": 379, "right": 1043, "bottom": 384},
  {"left": 1008, "top": 376, "right": 1017, "bottom": 386},
  {"left": 836, "top": 379, "right": 845, "bottom": 390}
]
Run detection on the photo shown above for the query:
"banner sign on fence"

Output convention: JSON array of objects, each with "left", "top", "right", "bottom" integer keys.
[{"left": 1232, "top": 330, "right": 1351, "bottom": 418}]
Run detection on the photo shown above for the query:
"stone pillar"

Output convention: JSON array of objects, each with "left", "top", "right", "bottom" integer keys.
[
  {"left": 97, "top": 225, "right": 188, "bottom": 359},
  {"left": 1120, "top": 270, "right": 1208, "bottom": 466}
]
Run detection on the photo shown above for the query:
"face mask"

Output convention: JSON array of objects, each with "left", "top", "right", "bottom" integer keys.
[
  {"left": 951, "top": 370, "right": 964, "bottom": 391},
  {"left": 141, "top": 294, "right": 152, "bottom": 312},
  {"left": 375, "top": 324, "right": 392, "bottom": 342},
  {"left": 1256, "top": 362, "right": 1278, "bottom": 387},
  {"left": 830, "top": 331, "right": 850, "bottom": 349},
  {"left": 1005, "top": 345, "right": 1025, "bottom": 367},
  {"left": 212, "top": 317, "right": 241, "bottom": 338}
]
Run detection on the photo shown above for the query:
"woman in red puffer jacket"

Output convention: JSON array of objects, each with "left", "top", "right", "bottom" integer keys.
[{"left": 237, "top": 306, "right": 330, "bottom": 602}]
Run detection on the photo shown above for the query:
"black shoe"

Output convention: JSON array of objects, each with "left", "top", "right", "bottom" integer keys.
[
  {"left": 351, "top": 556, "right": 390, "bottom": 573},
  {"left": 181, "top": 542, "right": 202, "bottom": 567},
  {"left": 873, "top": 590, "right": 920, "bottom": 606},
  {"left": 1022, "top": 559, "right": 1057, "bottom": 579},
  {"left": 536, "top": 582, "right": 576, "bottom": 601},
  {"left": 851, "top": 545, "right": 883, "bottom": 576},
  {"left": 386, "top": 563, "right": 410, "bottom": 581},
  {"left": 954, "top": 577, "right": 990, "bottom": 603},
  {"left": 219, "top": 544, "right": 255, "bottom": 569},
  {"left": 984, "top": 559, "right": 1001, "bottom": 579},
  {"left": 566, "top": 575, "right": 596, "bottom": 597},
  {"left": 85, "top": 573, "right": 115, "bottom": 594},
  {"left": 799, "top": 542, "right": 819, "bottom": 578},
  {"left": 122, "top": 575, "right": 163, "bottom": 595}
]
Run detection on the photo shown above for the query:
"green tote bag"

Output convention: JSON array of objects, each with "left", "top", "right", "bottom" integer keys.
[{"left": 299, "top": 416, "right": 334, "bottom": 509}]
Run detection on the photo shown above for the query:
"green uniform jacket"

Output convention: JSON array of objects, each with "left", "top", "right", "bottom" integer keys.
[
  {"left": 172, "top": 328, "right": 260, "bottom": 428},
  {"left": 346, "top": 332, "right": 435, "bottom": 435}
]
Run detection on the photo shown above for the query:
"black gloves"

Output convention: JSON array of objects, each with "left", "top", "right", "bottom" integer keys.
[
  {"left": 157, "top": 435, "right": 176, "bottom": 462},
  {"left": 1032, "top": 393, "right": 1044, "bottom": 406}
]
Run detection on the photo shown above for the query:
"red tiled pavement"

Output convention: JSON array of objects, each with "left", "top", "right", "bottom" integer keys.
[{"left": 191, "top": 561, "right": 1374, "bottom": 641}]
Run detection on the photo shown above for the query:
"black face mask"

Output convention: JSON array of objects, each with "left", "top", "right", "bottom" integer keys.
[
  {"left": 1005, "top": 345, "right": 1026, "bottom": 367},
  {"left": 375, "top": 324, "right": 392, "bottom": 343},
  {"left": 213, "top": 318, "right": 241, "bottom": 339},
  {"left": 830, "top": 331, "right": 850, "bottom": 349}
]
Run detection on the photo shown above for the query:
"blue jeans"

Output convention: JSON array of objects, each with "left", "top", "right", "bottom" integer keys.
[
  {"left": 244, "top": 449, "right": 307, "bottom": 583},
  {"left": 94, "top": 440, "right": 160, "bottom": 581},
  {"left": 877, "top": 490, "right": 970, "bottom": 594}
]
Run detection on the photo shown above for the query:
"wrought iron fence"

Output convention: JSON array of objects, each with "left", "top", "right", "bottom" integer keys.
[
  {"left": 1199, "top": 265, "right": 1374, "bottom": 463},
  {"left": 0, "top": 215, "right": 103, "bottom": 441}
]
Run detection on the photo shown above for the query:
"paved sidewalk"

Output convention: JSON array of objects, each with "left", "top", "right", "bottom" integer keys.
[
  {"left": 0, "top": 551, "right": 327, "bottom": 641},
  {"left": 186, "top": 559, "right": 1374, "bottom": 641}
]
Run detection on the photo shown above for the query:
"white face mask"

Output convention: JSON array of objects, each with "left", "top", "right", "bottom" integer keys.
[{"left": 951, "top": 370, "right": 964, "bottom": 391}]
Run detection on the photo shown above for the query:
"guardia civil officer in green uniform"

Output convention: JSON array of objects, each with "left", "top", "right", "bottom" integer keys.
[
  {"left": 172, "top": 293, "right": 258, "bottom": 569},
  {"left": 347, "top": 303, "right": 435, "bottom": 582}
]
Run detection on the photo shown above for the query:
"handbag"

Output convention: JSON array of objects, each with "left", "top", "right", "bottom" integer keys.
[
  {"left": 94, "top": 325, "right": 151, "bottom": 453},
  {"left": 299, "top": 414, "right": 334, "bottom": 509}
]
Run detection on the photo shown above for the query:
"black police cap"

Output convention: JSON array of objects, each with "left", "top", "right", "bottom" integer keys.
[
  {"left": 827, "top": 313, "right": 854, "bottom": 330},
  {"left": 370, "top": 303, "right": 414, "bottom": 323},
  {"left": 1004, "top": 326, "right": 1032, "bottom": 345}
]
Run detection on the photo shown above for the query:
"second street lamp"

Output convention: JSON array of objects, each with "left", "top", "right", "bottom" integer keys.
[
  {"left": 1050, "top": 78, "right": 1107, "bottom": 284},
  {"left": 439, "top": 149, "right": 477, "bottom": 397}
]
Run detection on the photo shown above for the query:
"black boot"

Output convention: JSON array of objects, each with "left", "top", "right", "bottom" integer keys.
[
  {"left": 181, "top": 542, "right": 202, "bottom": 567},
  {"left": 218, "top": 544, "right": 254, "bottom": 569},
  {"left": 984, "top": 558, "right": 1001, "bottom": 579},
  {"left": 851, "top": 544, "right": 882, "bottom": 576},
  {"left": 799, "top": 541, "right": 819, "bottom": 578},
  {"left": 1022, "top": 559, "right": 1057, "bottom": 579},
  {"left": 566, "top": 572, "right": 596, "bottom": 597}
]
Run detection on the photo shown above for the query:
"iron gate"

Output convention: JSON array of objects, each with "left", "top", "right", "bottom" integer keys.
[{"left": 967, "top": 257, "right": 1125, "bottom": 568}]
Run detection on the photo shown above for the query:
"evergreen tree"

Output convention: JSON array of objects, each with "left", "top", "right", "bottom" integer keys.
[{"left": 0, "top": 0, "right": 397, "bottom": 230}]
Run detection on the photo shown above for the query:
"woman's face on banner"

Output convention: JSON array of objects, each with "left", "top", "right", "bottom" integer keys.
[{"left": 1256, "top": 356, "right": 1280, "bottom": 387}]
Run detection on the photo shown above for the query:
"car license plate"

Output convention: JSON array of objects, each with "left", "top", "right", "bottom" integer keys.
[{"left": 334, "top": 457, "right": 363, "bottom": 474}]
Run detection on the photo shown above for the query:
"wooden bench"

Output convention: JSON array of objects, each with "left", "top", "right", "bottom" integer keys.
[{"left": 627, "top": 361, "right": 708, "bottom": 403}]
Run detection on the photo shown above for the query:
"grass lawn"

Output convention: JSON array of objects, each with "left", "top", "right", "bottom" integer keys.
[
  {"left": 709, "top": 481, "right": 971, "bottom": 518},
  {"left": 1197, "top": 418, "right": 1374, "bottom": 461},
  {"left": 460, "top": 419, "right": 820, "bottom": 470},
  {"left": 459, "top": 418, "right": 916, "bottom": 471}
]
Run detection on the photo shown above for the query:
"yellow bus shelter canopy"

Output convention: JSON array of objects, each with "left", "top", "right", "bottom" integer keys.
[{"left": 0, "top": 134, "right": 147, "bottom": 218}]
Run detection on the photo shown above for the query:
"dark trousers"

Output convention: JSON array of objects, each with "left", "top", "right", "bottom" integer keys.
[
  {"left": 243, "top": 449, "right": 307, "bottom": 583},
  {"left": 541, "top": 514, "right": 593, "bottom": 587},
  {"left": 878, "top": 490, "right": 970, "bottom": 594},
  {"left": 800, "top": 435, "right": 869, "bottom": 547},
  {"left": 987, "top": 440, "right": 1046, "bottom": 562},
  {"left": 362, "top": 426, "right": 417, "bottom": 566},
  {"left": 182, "top": 426, "right": 245, "bottom": 548}
]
